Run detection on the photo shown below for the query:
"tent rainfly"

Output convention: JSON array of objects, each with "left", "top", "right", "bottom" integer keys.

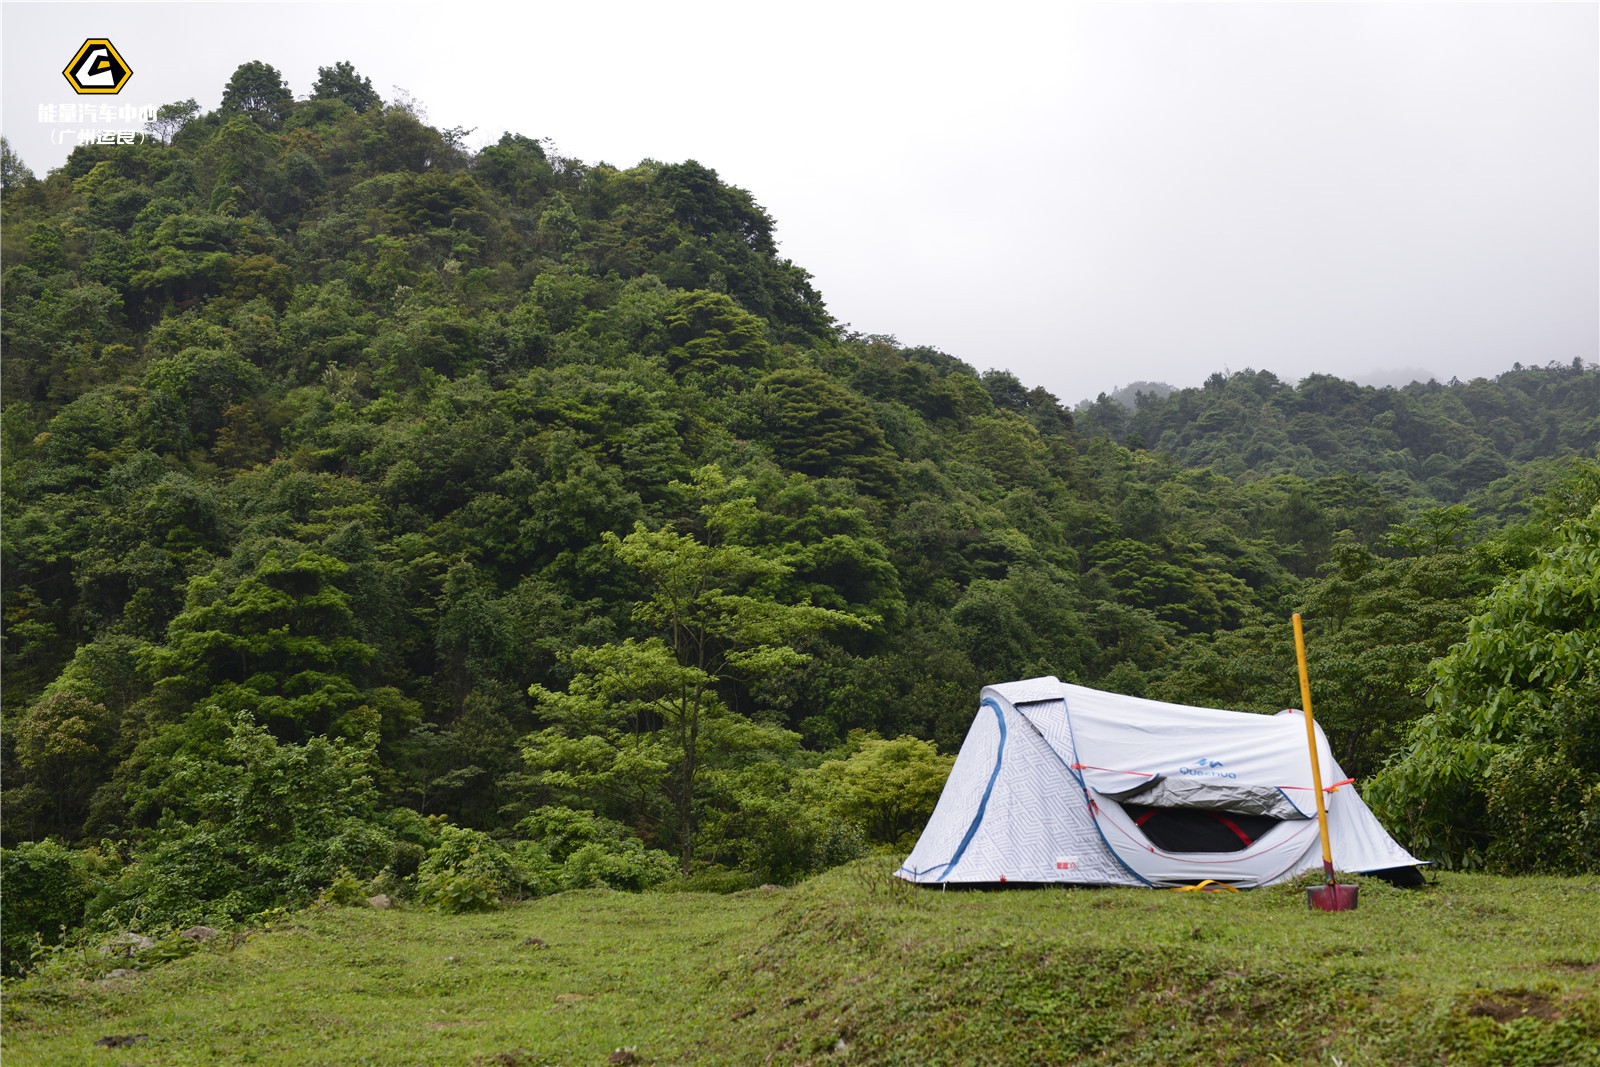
[{"left": 898, "top": 677, "right": 1424, "bottom": 888}]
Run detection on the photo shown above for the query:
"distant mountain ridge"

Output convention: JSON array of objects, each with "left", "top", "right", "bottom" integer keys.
[
  {"left": 1072, "top": 363, "right": 1597, "bottom": 508},
  {"left": 1075, "top": 380, "right": 1178, "bottom": 412}
]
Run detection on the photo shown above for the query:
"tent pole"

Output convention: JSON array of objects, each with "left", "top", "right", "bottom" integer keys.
[{"left": 1293, "top": 613, "right": 1357, "bottom": 911}]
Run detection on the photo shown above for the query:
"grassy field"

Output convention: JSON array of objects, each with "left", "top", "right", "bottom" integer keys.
[{"left": 3, "top": 862, "right": 1598, "bottom": 1066}]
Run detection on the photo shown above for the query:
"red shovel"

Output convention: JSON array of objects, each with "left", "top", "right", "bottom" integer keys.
[{"left": 1293, "top": 614, "right": 1358, "bottom": 912}]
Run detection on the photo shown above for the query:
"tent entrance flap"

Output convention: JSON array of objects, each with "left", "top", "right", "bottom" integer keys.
[
  {"left": 1093, "top": 778, "right": 1314, "bottom": 820},
  {"left": 1122, "top": 803, "right": 1281, "bottom": 853}
]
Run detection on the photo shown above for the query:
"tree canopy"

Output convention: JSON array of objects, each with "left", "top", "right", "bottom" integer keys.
[
  {"left": 311, "top": 61, "right": 381, "bottom": 114},
  {"left": 219, "top": 61, "right": 294, "bottom": 128}
]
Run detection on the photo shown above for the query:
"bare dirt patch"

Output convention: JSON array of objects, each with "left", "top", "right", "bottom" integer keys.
[
  {"left": 1549, "top": 959, "right": 1600, "bottom": 974},
  {"left": 1465, "top": 992, "right": 1559, "bottom": 1022}
]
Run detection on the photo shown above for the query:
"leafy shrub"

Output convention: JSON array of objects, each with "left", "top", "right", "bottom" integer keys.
[
  {"left": 419, "top": 861, "right": 499, "bottom": 912},
  {"left": 319, "top": 866, "right": 367, "bottom": 906},
  {"left": 414, "top": 825, "right": 544, "bottom": 912},
  {"left": 380, "top": 808, "right": 438, "bottom": 880},
  {"left": 361, "top": 865, "right": 412, "bottom": 902},
  {"left": 817, "top": 734, "right": 952, "bottom": 847},
  {"left": 1481, "top": 702, "right": 1600, "bottom": 875},
  {"left": 0, "top": 839, "right": 114, "bottom": 976},
  {"left": 85, "top": 713, "right": 398, "bottom": 929},
  {"left": 654, "top": 866, "right": 756, "bottom": 893},
  {"left": 560, "top": 841, "right": 676, "bottom": 892},
  {"left": 512, "top": 805, "right": 673, "bottom": 891},
  {"left": 1367, "top": 500, "right": 1600, "bottom": 872},
  {"left": 707, "top": 790, "right": 866, "bottom": 885},
  {"left": 515, "top": 805, "right": 636, "bottom": 863},
  {"left": 388, "top": 842, "right": 427, "bottom": 880}
]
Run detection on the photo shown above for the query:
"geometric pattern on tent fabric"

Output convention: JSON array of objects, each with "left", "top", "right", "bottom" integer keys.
[
  {"left": 1001, "top": 697, "right": 1159, "bottom": 886},
  {"left": 954, "top": 701, "right": 1132, "bottom": 885},
  {"left": 1000, "top": 698, "right": 1143, "bottom": 886},
  {"left": 897, "top": 699, "right": 1005, "bottom": 882},
  {"left": 897, "top": 695, "right": 1139, "bottom": 886},
  {"left": 937, "top": 699, "right": 1008, "bottom": 881}
]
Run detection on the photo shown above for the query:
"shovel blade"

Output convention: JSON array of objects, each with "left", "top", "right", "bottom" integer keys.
[{"left": 1307, "top": 882, "right": 1359, "bottom": 911}]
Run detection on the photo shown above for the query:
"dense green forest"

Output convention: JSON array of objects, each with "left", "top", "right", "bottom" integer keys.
[{"left": 2, "top": 60, "right": 1596, "bottom": 973}]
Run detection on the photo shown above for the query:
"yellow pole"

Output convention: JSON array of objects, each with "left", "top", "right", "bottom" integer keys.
[{"left": 1292, "top": 613, "right": 1335, "bottom": 882}]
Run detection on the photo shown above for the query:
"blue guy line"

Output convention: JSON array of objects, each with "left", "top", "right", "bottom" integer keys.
[{"left": 937, "top": 698, "right": 1007, "bottom": 882}]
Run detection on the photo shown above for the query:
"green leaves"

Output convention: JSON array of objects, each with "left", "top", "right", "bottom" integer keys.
[
  {"left": 1367, "top": 489, "right": 1600, "bottom": 871},
  {"left": 816, "top": 735, "right": 953, "bottom": 846},
  {"left": 148, "top": 547, "right": 377, "bottom": 738},
  {"left": 754, "top": 368, "right": 898, "bottom": 490},
  {"left": 310, "top": 61, "right": 380, "bottom": 115},
  {"left": 219, "top": 61, "right": 294, "bottom": 128},
  {"left": 78, "top": 708, "right": 397, "bottom": 931},
  {"left": 663, "top": 290, "right": 769, "bottom": 376},
  {"left": 8, "top": 693, "right": 119, "bottom": 839},
  {"left": 415, "top": 826, "right": 519, "bottom": 912},
  {"left": 526, "top": 467, "right": 871, "bottom": 870}
]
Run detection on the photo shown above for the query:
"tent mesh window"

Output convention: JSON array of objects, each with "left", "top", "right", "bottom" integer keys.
[{"left": 1122, "top": 804, "right": 1281, "bottom": 853}]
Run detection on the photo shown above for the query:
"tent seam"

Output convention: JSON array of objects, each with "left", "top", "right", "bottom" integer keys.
[
  {"left": 937, "top": 698, "right": 1007, "bottom": 882},
  {"left": 1045, "top": 697, "right": 1157, "bottom": 887}
]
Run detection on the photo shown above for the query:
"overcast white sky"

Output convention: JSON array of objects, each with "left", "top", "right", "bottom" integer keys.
[{"left": 4, "top": 2, "right": 1596, "bottom": 404}]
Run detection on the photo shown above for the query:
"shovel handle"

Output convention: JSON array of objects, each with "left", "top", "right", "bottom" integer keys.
[{"left": 1293, "top": 613, "right": 1336, "bottom": 881}]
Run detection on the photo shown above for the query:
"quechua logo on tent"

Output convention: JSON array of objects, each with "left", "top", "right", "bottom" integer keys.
[
  {"left": 1179, "top": 758, "right": 1237, "bottom": 779},
  {"left": 63, "top": 39, "right": 133, "bottom": 94}
]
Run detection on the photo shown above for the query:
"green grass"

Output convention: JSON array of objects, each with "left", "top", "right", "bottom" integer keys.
[{"left": 4, "top": 863, "right": 1598, "bottom": 1065}]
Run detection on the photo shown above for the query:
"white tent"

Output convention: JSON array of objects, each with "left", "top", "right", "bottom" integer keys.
[{"left": 898, "top": 677, "right": 1423, "bottom": 888}]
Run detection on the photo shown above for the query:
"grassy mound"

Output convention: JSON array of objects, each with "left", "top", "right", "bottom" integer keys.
[{"left": 3, "top": 863, "right": 1597, "bottom": 1065}]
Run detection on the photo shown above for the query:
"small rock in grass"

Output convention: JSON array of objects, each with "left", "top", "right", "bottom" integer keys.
[
  {"left": 98, "top": 933, "right": 155, "bottom": 958},
  {"left": 608, "top": 1049, "right": 638, "bottom": 1065},
  {"left": 179, "top": 925, "right": 218, "bottom": 941},
  {"left": 367, "top": 894, "right": 391, "bottom": 909}
]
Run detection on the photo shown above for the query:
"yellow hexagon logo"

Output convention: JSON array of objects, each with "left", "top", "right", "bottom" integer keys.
[{"left": 63, "top": 39, "right": 133, "bottom": 94}]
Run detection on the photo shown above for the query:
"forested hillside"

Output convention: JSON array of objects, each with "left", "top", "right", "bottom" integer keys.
[
  {"left": 3, "top": 61, "right": 1596, "bottom": 970},
  {"left": 1076, "top": 363, "right": 1597, "bottom": 509}
]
